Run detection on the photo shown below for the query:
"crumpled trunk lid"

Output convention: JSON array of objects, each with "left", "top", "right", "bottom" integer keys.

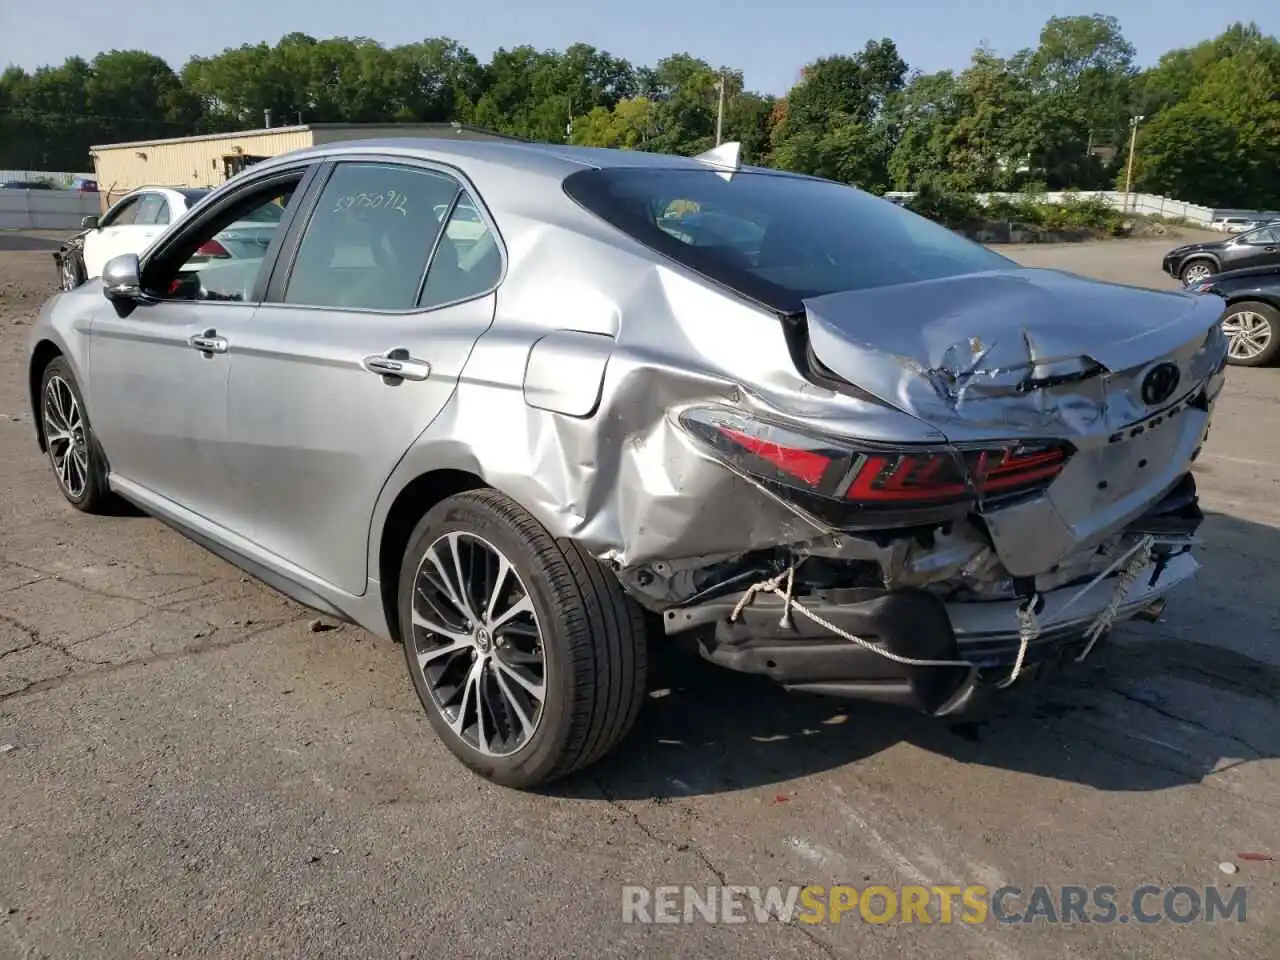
[{"left": 802, "top": 268, "right": 1229, "bottom": 575}]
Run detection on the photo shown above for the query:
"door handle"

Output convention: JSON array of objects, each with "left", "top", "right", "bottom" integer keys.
[
  {"left": 189, "top": 329, "right": 228, "bottom": 355},
  {"left": 362, "top": 348, "right": 431, "bottom": 381}
]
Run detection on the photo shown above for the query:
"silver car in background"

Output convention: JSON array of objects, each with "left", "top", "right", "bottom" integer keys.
[{"left": 26, "top": 138, "right": 1229, "bottom": 788}]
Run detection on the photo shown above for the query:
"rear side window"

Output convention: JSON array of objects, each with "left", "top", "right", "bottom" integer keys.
[
  {"left": 418, "top": 193, "right": 502, "bottom": 308},
  {"left": 285, "top": 162, "right": 460, "bottom": 311},
  {"left": 134, "top": 194, "right": 170, "bottom": 226},
  {"left": 562, "top": 168, "right": 1012, "bottom": 314}
]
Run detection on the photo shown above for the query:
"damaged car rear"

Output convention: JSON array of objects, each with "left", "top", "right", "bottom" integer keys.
[
  {"left": 27, "top": 138, "right": 1228, "bottom": 789},
  {"left": 566, "top": 155, "right": 1227, "bottom": 730}
]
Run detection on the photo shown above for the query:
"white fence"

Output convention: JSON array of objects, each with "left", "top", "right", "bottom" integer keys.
[
  {"left": 0, "top": 189, "right": 102, "bottom": 230},
  {"left": 882, "top": 190, "right": 1280, "bottom": 228}
]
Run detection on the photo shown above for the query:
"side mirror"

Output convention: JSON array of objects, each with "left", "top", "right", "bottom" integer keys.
[
  {"left": 81, "top": 215, "right": 99, "bottom": 230},
  {"left": 102, "top": 254, "right": 143, "bottom": 302}
]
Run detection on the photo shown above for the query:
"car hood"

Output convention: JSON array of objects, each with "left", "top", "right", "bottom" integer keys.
[
  {"left": 1169, "top": 240, "right": 1226, "bottom": 255},
  {"left": 803, "top": 267, "right": 1227, "bottom": 440}
]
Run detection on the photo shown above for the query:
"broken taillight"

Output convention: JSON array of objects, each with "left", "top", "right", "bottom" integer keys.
[{"left": 678, "top": 407, "right": 1071, "bottom": 515}]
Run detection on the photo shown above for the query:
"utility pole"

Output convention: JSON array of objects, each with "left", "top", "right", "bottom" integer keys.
[
  {"left": 1124, "top": 114, "right": 1144, "bottom": 211},
  {"left": 715, "top": 72, "right": 726, "bottom": 146}
]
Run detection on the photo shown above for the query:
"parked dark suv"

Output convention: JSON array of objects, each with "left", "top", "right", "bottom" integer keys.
[{"left": 1163, "top": 221, "right": 1280, "bottom": 285}]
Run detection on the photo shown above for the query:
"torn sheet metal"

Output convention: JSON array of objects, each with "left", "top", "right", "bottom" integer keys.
[{"left": 803, "top": 268, "right": 1228, "bottom": 436}]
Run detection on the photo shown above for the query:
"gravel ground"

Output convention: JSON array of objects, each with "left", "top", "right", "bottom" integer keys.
[{"left": 0, "top": 235, "right": 1276, "bottom": 959}]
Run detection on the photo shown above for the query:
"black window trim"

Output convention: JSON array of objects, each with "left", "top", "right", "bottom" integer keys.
[
  {"left": 261, "top": 153, "right": 507, "bottom": 317},
  {"left": 138, "top": 161, "right": 325, "bottom": 307}
]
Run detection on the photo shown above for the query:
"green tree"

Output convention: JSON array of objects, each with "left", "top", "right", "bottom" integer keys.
[
  {"left": 888, "top": 70, "right": 962, "bottom": 189},
  {"left": 1129, "top": 23, "right": 1280, "bottom": 206},
  {"left": 1130, "top": 102, "right": 1240, "bottom": 205},
  {"left": 770, "top": 39, "right": 905, "bottom": 190},
  {"left": 569, "top": 96, "right": 658, "bottom": 149},
  {"left": 1023, "top": 15, "right": 1136, "bottom": 187}
]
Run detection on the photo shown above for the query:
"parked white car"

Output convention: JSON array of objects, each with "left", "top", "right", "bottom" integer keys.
[
  {"left": 56, "top": 186, "right": 285, "bottom": 290},
  {"left": 1211, "top": 216, "right": 1273, "bottom": 234}
]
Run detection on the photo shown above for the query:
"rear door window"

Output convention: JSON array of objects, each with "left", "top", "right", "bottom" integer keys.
[
  {"left": 284, "top": 162, "right": 460, "bottom": 312},
  {"left": 419, "top": 194, "right": 502, "bottom": 308},
  {"left": 134, "top": 194, "right": 170, "bottom": 226}
]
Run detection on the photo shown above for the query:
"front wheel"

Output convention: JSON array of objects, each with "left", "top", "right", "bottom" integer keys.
[
  {"left": 1221, "top": 301, "right": 1280, "bottom": 367},
  {"left": 1180, "top": 259, "right": 1214, "bottom": 286},
  {"left": 39, "top": 357, "right": 111, "bottom": 511},
  {"left": 398, "top": 490, "right": 648, "bottom": 789}
]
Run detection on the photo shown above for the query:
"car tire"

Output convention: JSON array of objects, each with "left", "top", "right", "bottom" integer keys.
[
  {"left": 39, "top": 357, "right": 112, "bottom": 512},
  {"left": 1180, "top": 259, "right": 1215, "bottom": 285},
  {"left": 58, "top": 249, "right": 86, "bottom": 291},
  {"left": 1221, "top": 300, "right": 1280, "bottom": 367},
  {"left": 398, "top": 489, "right": 648, "bottom": 789}
]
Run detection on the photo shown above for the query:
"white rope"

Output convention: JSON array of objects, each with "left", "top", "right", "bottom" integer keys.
[
  {"left": 728, "top": 564, "right": 974, "bottom": 668},
  {"left": 997, "top": 594, "right": 1042, "bottom": 689},
  {"left": 1074, "top": 534, "right": 1156, "bottom": 663},
  {"left": 726, "top": 533, "right": 1160, "bottom": 687}
]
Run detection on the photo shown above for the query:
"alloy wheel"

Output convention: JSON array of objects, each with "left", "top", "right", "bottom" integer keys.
[
  {"left": 1182, "top": 263, "right": 1212, "bottom": 285},
  {"left": 42, "top": 375, "right": 89, "bottom": 499},
  {"left": 411, "top": 532, "right": 546, "bottom": 758},
  {"left": 1222, "top": 310, "right": 1273, "bottom": 362},
  {"left": 60, "top": 256, "right": 79, "bottom": 291}
]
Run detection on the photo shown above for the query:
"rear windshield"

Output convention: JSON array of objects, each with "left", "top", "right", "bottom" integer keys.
[{"left": 562, "top": 168, "right": 1012, "bottom": 314}]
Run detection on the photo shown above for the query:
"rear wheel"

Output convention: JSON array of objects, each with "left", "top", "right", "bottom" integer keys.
[
  {"left": 398, "top": 490, "right": 648, "bottom": 788},
  {"left": 1221, "top": 301, "right": 1280, "bottom": 367},
  {"left": 39, "top": 357, "right": 111, "bottom": 512},
  {"left": 1180, "top": 259, "right": 1214, "bottom": 286}
]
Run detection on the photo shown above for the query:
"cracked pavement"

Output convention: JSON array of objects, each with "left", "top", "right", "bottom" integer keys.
[{"left": 0, "top": 235, "right": 1277, "bottom": 958}]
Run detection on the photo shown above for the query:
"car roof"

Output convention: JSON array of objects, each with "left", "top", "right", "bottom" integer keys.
[{"left": 245, "top": 136, "right": 790, "bottom": 182}]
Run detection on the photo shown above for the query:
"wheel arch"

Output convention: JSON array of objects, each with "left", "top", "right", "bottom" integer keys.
[
  {"left": 1180, "top": 253, "right": 1220, "bottom": 275},
  {"left": 1220, "top": 291, "right": 1280, "bottom": 314},
  {"left": 28, "top": 339, "right": 64, "bottom": 452},
  {"left": 375, "top": 467, "right": 489, "bottom": 644}
]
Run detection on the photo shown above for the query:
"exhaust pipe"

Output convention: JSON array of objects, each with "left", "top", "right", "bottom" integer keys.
[{"left": 1133, "top": 598, "right": 1167, "bottom": 623}]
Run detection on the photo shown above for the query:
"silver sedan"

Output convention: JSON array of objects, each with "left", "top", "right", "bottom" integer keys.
[{"left": 26, "top": 138, "right": 1230, "bottom": 788}]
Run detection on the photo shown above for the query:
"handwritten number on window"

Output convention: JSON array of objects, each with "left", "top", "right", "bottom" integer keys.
[{"left": 331, "top": 190, "right": 409, "bottom": 216}]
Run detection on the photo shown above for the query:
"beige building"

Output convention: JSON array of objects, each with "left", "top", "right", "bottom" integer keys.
[{"left": 89, "top": 122, "right": 516, "bottom": 209}]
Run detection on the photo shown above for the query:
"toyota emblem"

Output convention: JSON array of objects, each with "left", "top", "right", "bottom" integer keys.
[{"left": 1141, "top": 362, "right": 1181, "bottom": 406}]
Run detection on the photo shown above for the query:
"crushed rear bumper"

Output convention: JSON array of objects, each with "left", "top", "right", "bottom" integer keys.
[{"left": 692, "top": 546, "right": 1197, "bottom": 717}]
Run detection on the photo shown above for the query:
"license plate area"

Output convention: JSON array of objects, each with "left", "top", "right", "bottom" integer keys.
[{"left": 1050, "top": 394, "right": 1208, "bottom": 525}]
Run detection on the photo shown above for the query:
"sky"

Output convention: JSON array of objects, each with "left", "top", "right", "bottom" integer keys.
[{"left": 2, "top": 0, "right": 1277, "bottom": 96}]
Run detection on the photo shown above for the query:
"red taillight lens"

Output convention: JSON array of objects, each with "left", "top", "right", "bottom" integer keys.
[
  {"left": 195, "top": 238, "right": 230, "bottom": 258},
  {"left": 715, "top": 426, "right": 833, "bottom": 487},
  {"left": 845, "top": 445, "right": 1068, "bottom": 504},
  {"left": 678, "top": 407, "right": 1070, "bottom": 514}
]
